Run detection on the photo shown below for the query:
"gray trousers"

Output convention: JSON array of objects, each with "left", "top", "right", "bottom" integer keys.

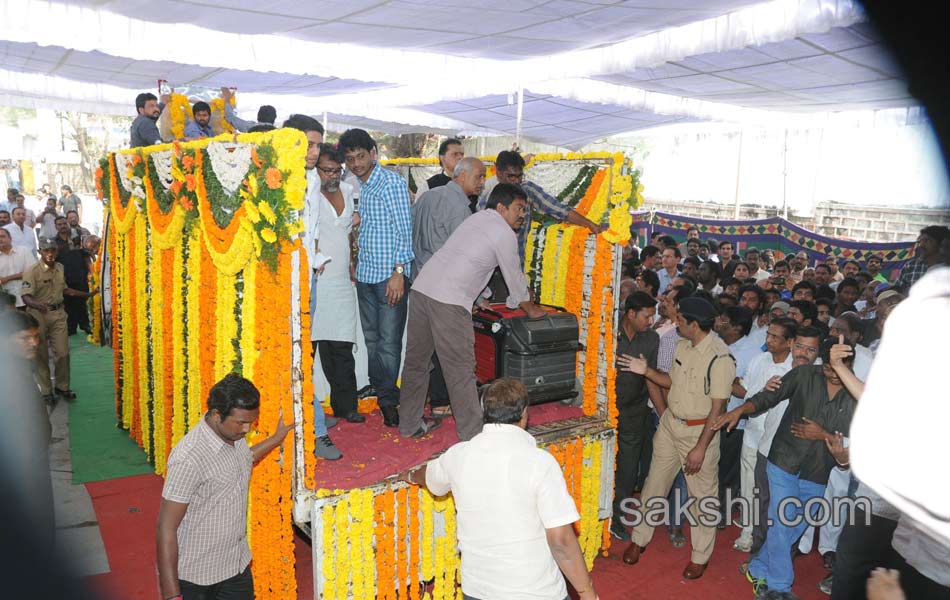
[
  {"left": 750, "top": 451, "right": 771, "bottom": 556},
  {"left": 398, "top": 290, "right": 483, "bottom": 441}
]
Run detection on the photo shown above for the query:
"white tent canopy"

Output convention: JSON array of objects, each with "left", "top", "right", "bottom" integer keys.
[{"left": 0, "top": 0, "right": 920, "bottom": 147}]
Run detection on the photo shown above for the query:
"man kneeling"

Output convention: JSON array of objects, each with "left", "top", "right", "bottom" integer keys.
[{"left": 404, "top": 379, "right": 599, "bottom": 600}]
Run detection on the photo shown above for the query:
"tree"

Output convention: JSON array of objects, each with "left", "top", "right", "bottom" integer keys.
[{"left": 57, "top": 111, "right": 132, "bottom": 192}]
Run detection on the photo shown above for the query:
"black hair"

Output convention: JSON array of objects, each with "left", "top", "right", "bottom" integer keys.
[
  {"left": 207, "top": 373, "right": 261, "bottom": 419},
  {"left": 773, "top": 260, "right": 790, "bottom": 271},
  {"left": 482, "top": 378, "right": 528, "bottom": 425},
  {"left": 257, "top": 105, "right": 277, "bottom": 125},
  {"left": 792, "top": 280, "right": 817, "bottom": 296},
  {"left": 316, "top": 143, "right": 344, "bottom": 166},
  {"left": 745, "top": 247, "right": 760, "bottom": 258},
  {"left": 683, "top": 256, "right": 701, "bottom": 268},
  {"left": 733, "top": 260, "right": 751, "bottom": 273},
  {"left": 771, "top": 317, "right": 798, "bottom": 340},
  {"left": 691, "top": 289, "right": 715, "bottom": 305},
  {"left": 284, "top": 114, "right": 325, "bottom": 135},
  {"left": 920, "top": 225, "right": 950, "bottom": 243},
  {"left": 790, "top": 299, "right": 818, "bottom": 323},
  {"left": 3, "top": 309, "right": 39, "bottom": 330},
  {"left": 677, "top": 273, "right": 697, "bottom": 294},
  {"left": 54, "top": 215, "right": 67, "bottom": 224},
  {"left": 662, "top": 245, "right": 682, "bottom": 259},
  {"left": 842, "top": 259, "right": 860, "bottom": 270},
  {"left": 637, "top": 269, "right": 660, "bottom": 297},
  {"left": 837, "top": 277, "right": 860, "bottom": 295},
  {"left": 248, "top": 123, "right": 277, "bottom": 133},
  {"left": 834, "top": 311, "right": 865, "bottom": 337},
  {"left": 820, "top": 336, "right": 854, "bottom": 366},
  {"left": 624, "top": 290, "right": 657, "bottom": 314},
  {"left": 797, "top": 325, "right": 821, "bottom": 341},
  {"left": 485, "top": 183, "right": 527, "bottom": 210},
  {"left": 135, "top": 92, "right": 157, "bottom": 111},
  {"left": 438, "top": 138, "right": 462, "bottom": 156},
  {"left": 700, "top": 259, "right": 722, "bottom": 281},
  {"left": 659, "top": 235, "right": 678, "bottom": 249},
  {"left": 717, "top": 293, "right": 738, "bottom": 310},
  {"left": 687, "top": 226, "right": 700, "bottom": 235},
  {"left": 815, "top": 263, "right": 832, "bottom": 274},
  {"left": 738, "top": 284, "right": 766, "bottom": 311},
  {"left": 721, "top": 276, "right": 741, "bottom": 289},
  {"left": 686, "top": 237, "right": 701, "bottom": 246},
  {"left": 854, "top": 271, "right": 872, "bottom": 284},
  {"left": 706, "top": 237, "right": 720, "bottom": 250},
  {"left": 718, "top": 240, "right": 733, "bottom": 250},
  {"left": 65, "top": 210, "right": 79, "bottom": 218},
  {"left": 0, "top": 210, "right": 9, "bottom": 217},
  {"left": 192, "top": 101, "right": 211, "bottom": 115},
  {"left": 815, "top": 284, "right": 836, "bottom": 301},
  {"left": 494, "top": 150, "right": 525, "bottom": 172},
  {"left": 815, "top": 297, "right": 834, "bottom": 310},
  {"left": 640, "top": 245, "right": 660, "bottom": 260},
  {"left": 724, "top": 305, "right": 754, "bottom": 337}
]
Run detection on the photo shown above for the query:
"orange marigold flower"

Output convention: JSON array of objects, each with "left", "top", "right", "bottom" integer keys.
[
  {"left": 173, "top": 141, "right": 182, "bottom": 156},
  {"left": 185, "top": 174, "right": 196, "bottom": 192},
  {"left": 180, "top": 197, "right": 194, "bottom": 210},
  {"left": 169, "top": 180, "right": 182, "bottom": 195},
  {"left": 264, "top": 168, "right": 283, "bottom": 190},
  {"left": 95, "top": 167, "right": 104, "bottom": 180},
  {"left": 182, "top": 154, "right": 195, "bottom": 171},
  {"left": 131, "top": 154, "right": 142, "bottom": 166},
  {"left": 251, "top": 147, "right": 263, "bottom": 168}
]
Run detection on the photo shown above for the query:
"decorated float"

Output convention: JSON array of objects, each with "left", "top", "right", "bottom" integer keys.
[{"left": 97, "top": 125, "right": 643, "bottom": 598}]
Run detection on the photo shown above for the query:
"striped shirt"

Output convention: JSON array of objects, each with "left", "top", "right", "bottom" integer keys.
[
  {"left": 162, "top": 418, "right": 253, "bottom": 586},
  {"left": 477, "top": 180, "right": 571, "bottom": 263},
  {"left": 355, "top": 163, "right": 414, "bottom": 283}
]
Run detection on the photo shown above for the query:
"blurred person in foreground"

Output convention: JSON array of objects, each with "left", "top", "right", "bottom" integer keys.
[
  {"left": 851, "top": 267, "right": 950, "bottom": 598},
  {"left": 402, "top": 378, "right": 598, "bottom": 600}
]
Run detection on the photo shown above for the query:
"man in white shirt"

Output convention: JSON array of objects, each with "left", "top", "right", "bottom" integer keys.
[
  {"left": 0, "top": 228, "right": 35, "bottom": 307},
  {"left": 714, "top": 306, "right": 763, "bottom": 527},
  {"left": 3, "top": 207, "right": 37, "bottom": 259},
  {"left": 851, "top": 268, "right": 950, "bottom": 598},
  {"left": 731, "top": 317, "right": 797, "bottom": 552},
  {"left": 403, "top": 378, "right": 598, "bottom": 600}
]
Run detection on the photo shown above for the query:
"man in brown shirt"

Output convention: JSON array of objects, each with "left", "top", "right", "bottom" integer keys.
[
  {"left": 157, "top": 374, "right": 294, "bottom": 600},
  {"left": 20, "top": 237, "right": 98, "bottom": 402}
]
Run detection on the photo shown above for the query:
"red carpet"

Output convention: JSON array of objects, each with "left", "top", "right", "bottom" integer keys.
[
  {"left": 314, "top": 402, "right": 585, "bottom": 490},
  {"left": 84, "top": 473, "right": 829, "bottom": 600}
]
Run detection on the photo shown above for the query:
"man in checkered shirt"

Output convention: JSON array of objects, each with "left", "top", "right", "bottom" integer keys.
[
  {"left": 157, "top": 374, "right": 294, "bottom": 600},
  {"left": 339, "top": 128, "right": 415, "bottom": 429}
]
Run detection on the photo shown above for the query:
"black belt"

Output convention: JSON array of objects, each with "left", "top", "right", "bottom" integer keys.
[{"left": 47, "top": 303, "right": 63, "bottom": 311}]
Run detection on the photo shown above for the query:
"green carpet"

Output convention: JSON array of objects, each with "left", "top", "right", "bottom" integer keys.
[{"left": 68, "top": 336, "right": 153, "bottom": 484}]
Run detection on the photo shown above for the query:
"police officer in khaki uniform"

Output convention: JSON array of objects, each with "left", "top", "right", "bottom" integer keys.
[
  {"left": 20, "top": 237, "right": 98, "bottom": 402},
  {"left": 616, "top": 297, "right": 735, "bottom": 580}
]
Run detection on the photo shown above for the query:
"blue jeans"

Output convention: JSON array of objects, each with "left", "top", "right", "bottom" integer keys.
[
  {"left": 357, "top": 278, "right": 408, "bottom": 409},
  {"left": 310, "top": 271, "right": 329, "bottom": 438},
  {"left": 749, "top": 461, "right": 826, "bottom": 592}
]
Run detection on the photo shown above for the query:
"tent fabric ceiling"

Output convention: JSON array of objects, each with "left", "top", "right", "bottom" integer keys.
[
  {"left": 0, "top": 0, "right": 921, "bottom": 148},
  {"left": 54, "top": 0, "right": 765, "bottom": 59}
]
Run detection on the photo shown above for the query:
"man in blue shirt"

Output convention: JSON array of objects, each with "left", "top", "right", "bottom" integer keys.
[
  {"left": 183, "top": 101, "right": 213, "bottom": 140},
  {"left": 340, "top": 129, "right": 414, "bottom": 428}
]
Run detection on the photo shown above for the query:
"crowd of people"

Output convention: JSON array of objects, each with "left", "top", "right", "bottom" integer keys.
[
  {"left": 611, "top": 224, "right": 950, "bottom": 599},
  {"left": 1, "top": 184, "right": 101, "bottom": 405}
]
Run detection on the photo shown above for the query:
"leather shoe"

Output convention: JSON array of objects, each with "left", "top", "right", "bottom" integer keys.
[
  {"left": 682, "top": 561, "right": 707, "bottom": 580},
  {"left": 622, "top": 543, "right": 645, "bottom": 565},
  {"left": 343, "top": 411, "right": 366, "bottom": 424},
  {"left": 381, "top": 406, "right": 399, "bottom": 427}
]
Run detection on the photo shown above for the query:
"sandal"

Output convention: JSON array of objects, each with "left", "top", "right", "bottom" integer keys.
[
  {"left": 430, "top": 406, "right": 452, "bottom": 419},
  {"left": 55, "top": 389, "right": 77, "bottom": 400}
]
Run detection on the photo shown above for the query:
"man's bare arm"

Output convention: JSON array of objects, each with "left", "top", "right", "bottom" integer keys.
[
  {"left": 546, "top": 524, "right": 599, "bottom": 600},
  {"left": 156, "top": 499, "right": 188, "bottom": 599}
]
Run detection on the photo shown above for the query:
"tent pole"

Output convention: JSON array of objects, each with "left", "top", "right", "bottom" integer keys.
[
  {"left": 734, "top": 128, "right": 744, "bottom": 219},
  {"left": 782, "top": 128, "right": 789, "bottom": 220},
  {"left": 515, "top": 85, "right": 524, "bottom": 149}
]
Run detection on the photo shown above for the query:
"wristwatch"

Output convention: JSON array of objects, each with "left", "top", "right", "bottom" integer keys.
[{"left": 393, "top": 265, "right": 405, "bottom": 275}]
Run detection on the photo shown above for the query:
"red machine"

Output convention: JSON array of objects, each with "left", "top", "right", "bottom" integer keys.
[{"left": 472, "top": 304, "right": 581, "bottom": 404}]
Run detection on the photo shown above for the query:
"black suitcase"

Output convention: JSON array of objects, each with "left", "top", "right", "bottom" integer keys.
[{"left": 472, "top": 304, "right": 581, "bottom": 404}]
